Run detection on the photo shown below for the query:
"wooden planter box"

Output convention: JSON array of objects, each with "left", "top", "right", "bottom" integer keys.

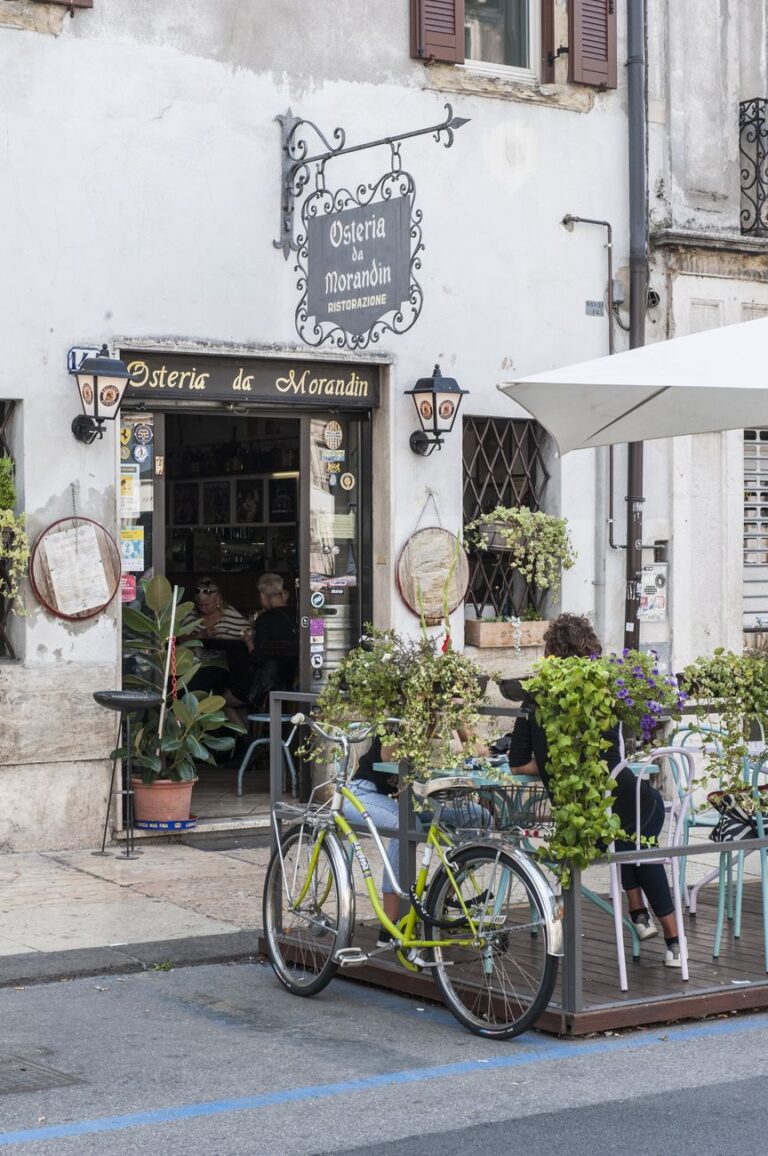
[{"left": 464, "top": 619, "right": 549, "bottom": 648}]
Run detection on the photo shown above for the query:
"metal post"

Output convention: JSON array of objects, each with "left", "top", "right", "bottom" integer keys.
[
  {"left": 560, "top": 866, "right": 584, "bottom": 1014},
  {"left": 623, "top": 0, "right": 648, "bottom": 650},
  {"left": 398, "top": 763, "right": 417, "bottom": 918}
]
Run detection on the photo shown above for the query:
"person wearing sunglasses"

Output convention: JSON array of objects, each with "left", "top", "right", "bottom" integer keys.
[{"left": 190, "top": 577, "right": 249, "bottom": 642}]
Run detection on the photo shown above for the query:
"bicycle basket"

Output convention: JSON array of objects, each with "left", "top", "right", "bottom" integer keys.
[{"left": 428, "top": 781, "right": 552, "bottom": 836}]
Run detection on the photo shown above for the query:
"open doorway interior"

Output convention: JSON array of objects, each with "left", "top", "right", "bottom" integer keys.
[{"left": 165, "top": 412, "right": 300, "bottom": 820}]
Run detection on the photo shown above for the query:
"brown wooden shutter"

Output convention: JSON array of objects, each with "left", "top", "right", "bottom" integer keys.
[
  {"left": 411, "top": 0, "right": 465, "bottom": 64},
  {"left": 540, "top": 0, "right": 556, "bottom": 84},
  {"left": 569, "top": 0, "right": 617, "bottom": 88}
]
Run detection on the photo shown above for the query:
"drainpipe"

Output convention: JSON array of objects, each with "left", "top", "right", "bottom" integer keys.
[
  {"left": 560, "top": 214, "right": 615, "bottom": 643},
  {"left": 624, "top": 0, "right": 648, "bottom": 652}
]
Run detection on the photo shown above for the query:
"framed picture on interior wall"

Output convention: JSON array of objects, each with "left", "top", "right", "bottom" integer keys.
[
  {"left": 268, "top": 478, "right": 297, "bottom": 523},
  {"left": 171, "top": 482, "right": 199, "bottom": 527},
  {"left": 235, "top": 479, "right": 264, "bottom": 524},
  {"left": 202, "top": 480, "right": 231, "bottom": 526}
]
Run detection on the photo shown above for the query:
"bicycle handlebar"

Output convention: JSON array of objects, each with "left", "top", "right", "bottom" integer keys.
[{"left": 290, "top": 714, "right": 377, "bottom": 748}]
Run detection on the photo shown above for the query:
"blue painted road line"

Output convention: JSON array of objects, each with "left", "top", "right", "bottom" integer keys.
[{"left": 0, "top": 1011, "right": 766, "bottom": 1147}]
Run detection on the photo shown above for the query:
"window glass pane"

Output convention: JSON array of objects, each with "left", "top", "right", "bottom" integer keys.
[{"left": 465, "top": 0, "right": 530, "bottom": 69}]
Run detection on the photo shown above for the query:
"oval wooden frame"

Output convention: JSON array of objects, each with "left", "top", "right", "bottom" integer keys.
[
  {"left": 395, "top": 526, "right": 470, "bottom": 626},
  {"left": 29, "top": 516, "right": 122, "bottom": 622}
]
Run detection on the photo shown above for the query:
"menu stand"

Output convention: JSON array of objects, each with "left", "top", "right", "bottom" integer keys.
[{"left": 93, "top": 690, "right": 163, "bottom": 860}]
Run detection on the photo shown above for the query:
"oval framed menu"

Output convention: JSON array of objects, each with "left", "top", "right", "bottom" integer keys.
[
  {"left": 396, "top": 527, "right": 470, "bottom": 626},
  {"left": 29, "top": 517, "right": 122, "bottom": 621}
]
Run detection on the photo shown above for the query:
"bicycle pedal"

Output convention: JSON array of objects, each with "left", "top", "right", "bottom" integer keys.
[{"left": 334, "top": 947, "right": 369, "bottom": 967}]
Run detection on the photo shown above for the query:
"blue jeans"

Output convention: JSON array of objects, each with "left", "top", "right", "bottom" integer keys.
[
  {"left": 342, "top": 779, "right": 490, "bottom": 894},
  {"left": 614, "top": 787, "right": 674, "bottom": 919}
]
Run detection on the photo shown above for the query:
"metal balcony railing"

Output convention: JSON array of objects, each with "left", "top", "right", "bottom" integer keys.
[{"left": 740, "top": 98, "right": 768, "bottom": 237}]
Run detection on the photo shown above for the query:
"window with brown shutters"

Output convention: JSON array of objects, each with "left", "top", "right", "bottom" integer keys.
[
  {"left": 411, "top": 0, "right": 466, "bottom": 64},
  {"left": 569, "top": 0, "right": 617, "bottom": 88}
]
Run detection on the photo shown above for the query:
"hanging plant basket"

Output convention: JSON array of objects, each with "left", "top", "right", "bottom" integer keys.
[{"left": 476, "top": 521, "right": 521, "bottom": 554}]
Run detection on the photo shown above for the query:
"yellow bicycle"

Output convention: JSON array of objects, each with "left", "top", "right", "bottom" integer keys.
[{"left": 262, "top": 715, "right": 562, "bottom": 1039}]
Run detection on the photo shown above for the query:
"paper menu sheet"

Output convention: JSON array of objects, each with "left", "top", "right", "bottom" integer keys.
[{"left": 43, "top": 523, "right": 110, "bottom": 615}]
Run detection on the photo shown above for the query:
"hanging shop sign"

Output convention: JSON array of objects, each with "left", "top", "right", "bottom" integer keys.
[
  {"left": 300, "top": 189, "right": 416, "bottom": 347},
  {"left": 121, "top": 353, "right": 378, "bottom": 409},
  {"left": 275, "top": 106, "right": 469, "bottom": 350}
]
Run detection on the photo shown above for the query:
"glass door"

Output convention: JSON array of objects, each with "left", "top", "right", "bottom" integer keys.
[
  {"left": 300, "top": 415, "right": 370, "bottom": 691},
  {"left": 119, "top": 413, "right": 164, "bottom": 606}
]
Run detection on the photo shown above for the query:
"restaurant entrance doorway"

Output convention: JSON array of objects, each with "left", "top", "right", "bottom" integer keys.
[{"left": 119, "top": 401, "right": 372, "bottom": 822}]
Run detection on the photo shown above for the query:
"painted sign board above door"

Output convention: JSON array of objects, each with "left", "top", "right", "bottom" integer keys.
[{"left": 122, "top": 353, "right": 379, "bottom": 409}]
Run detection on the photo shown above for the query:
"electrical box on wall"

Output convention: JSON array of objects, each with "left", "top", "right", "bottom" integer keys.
[{"left": 638, "top": 561, "right": 668, "bottom": 623}]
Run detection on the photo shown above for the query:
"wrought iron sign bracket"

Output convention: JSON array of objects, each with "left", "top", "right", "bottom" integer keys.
[{"left": 274, "top": 104, "right": 470, "bottom": 259}]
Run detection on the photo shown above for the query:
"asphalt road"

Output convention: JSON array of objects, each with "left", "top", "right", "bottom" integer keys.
[{"left": 0, "top": 960, "right": 766, "bottom": 1154}]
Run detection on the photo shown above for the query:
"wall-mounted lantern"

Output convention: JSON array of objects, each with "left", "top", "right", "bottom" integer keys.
[
  {"left": 67, "top": 345, "right": 132, "bottom": 445},
  {"left": 405, "top": 364, "right": 468, "bottom": 456}
]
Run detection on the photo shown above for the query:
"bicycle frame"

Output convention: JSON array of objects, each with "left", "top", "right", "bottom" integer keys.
[{"left": 274, "top": 716, "right": 562, "bottom": 961}]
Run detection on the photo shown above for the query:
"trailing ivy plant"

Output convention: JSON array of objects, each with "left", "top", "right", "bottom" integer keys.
[
  {"left": 0, "top": 453, "right": 29, "bottom": 616},
  {"left": 525, "top": 656, "right": 623, "bottom": 887},
  {"left": 464, "top": 506, "right": 576, "bottom": 596},
  {"left": 311, "top": 625, "right": 487, "bottom": 778},
  {"left": 681, "top": 649, "right": 768, "bottom": 807}
]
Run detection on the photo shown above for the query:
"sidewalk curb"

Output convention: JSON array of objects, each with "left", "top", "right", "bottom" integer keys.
[{"left": 0, "top": 930, "right": 262, "bottom": 989}]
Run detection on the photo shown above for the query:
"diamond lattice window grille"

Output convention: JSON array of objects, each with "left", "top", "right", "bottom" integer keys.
[{"left": 463, "top": 416, "right": 551, "bottom": 618}]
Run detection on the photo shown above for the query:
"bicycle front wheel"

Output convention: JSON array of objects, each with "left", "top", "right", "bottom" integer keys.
[
  {"left": 262, "top": 825, "right": 352, "bottom": 997},
  {"left": 425, "top": 843, "right": 558, "bottom": 1039}
]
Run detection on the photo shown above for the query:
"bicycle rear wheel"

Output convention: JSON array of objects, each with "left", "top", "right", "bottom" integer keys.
[
  {"left": 425, "top": 843, "right": 558, "bottom": 1039},
  {"left": 263, "top": 825, "right": 352, "bottom": 996}
]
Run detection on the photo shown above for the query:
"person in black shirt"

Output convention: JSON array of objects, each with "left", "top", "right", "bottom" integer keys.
[
  {"left": 505, "top": 612, "right": 681, "bottom": 968},
  {"left": 242, "top": 573, "right": 298, "bottom": 706}
]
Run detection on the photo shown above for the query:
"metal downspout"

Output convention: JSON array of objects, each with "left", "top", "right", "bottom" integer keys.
[{"left": 623, "top": 0, "right": 648, "bottom": 651}]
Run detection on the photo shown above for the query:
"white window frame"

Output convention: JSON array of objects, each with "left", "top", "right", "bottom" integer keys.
[{"left": 461, "top": 0, "right": 541, "bottom": 86}]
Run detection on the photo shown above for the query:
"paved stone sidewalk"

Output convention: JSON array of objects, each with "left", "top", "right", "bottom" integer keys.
[{"left": 0, "top": 838, "right": 272, "bottom": 987}]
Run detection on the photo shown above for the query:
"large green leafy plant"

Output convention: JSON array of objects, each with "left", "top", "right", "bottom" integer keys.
[
  {"left": 525, "top": 656, "right": 622, "bottom": 886},
  {"left": 464, "top": 506, "right": 576, "bottom": 596},
  {"left": 312, "top": 625, "right": 487, "bottom": 776},
  {"left": 525, "top": 650, "right": 685, "bottom": 885},
  {"left": 121, "top": 575, "right": 243, "bottom": 783}
]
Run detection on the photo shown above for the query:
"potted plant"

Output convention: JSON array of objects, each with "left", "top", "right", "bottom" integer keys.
[
  {"left": 311, "top": 624, "right": 487, "bottom": 778},
  {"left": 0, "top": 453, "right": 29, "bottom": 617},
  {"left": 463, "top": 507, "right": 575, "bottom": 647},
  {"left": 120, "top": 575, "right": 244, "bottom": 822}
]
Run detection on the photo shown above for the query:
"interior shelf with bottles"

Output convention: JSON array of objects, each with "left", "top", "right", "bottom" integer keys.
[{"left": 166, "top": 472, "right": 298, "bottom": 574}]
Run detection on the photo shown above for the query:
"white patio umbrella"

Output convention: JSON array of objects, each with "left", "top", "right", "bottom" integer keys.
[{"left": 500, "top": 316, "right": 768, "bottom": 454}]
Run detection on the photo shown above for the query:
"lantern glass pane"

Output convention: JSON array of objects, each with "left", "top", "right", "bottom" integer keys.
[
  {"left": 96, "top": 374, "right": 129, "bottom": 419},
  {"left": 434, "top": 389, "right": 460, "bottom": 433},
  {"left": 413, "top": 390, "right": 436, "bottom": 433},
  {"left": 76, "top": 373, "right": 97, "bottom": 417}
]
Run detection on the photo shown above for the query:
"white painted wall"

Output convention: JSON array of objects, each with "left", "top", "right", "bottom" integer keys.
[{"left": 11, "top": 0, "right": 766, "bottom": 845}]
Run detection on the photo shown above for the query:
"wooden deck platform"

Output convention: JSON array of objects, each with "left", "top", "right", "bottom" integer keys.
[{"left": 259, "top": 879, "right": 768, "bottom": 1036}]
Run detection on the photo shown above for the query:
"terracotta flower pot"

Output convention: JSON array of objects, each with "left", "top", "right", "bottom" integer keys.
[{"left": 131, "top": 777, "right": 197, "bottom": 823}]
